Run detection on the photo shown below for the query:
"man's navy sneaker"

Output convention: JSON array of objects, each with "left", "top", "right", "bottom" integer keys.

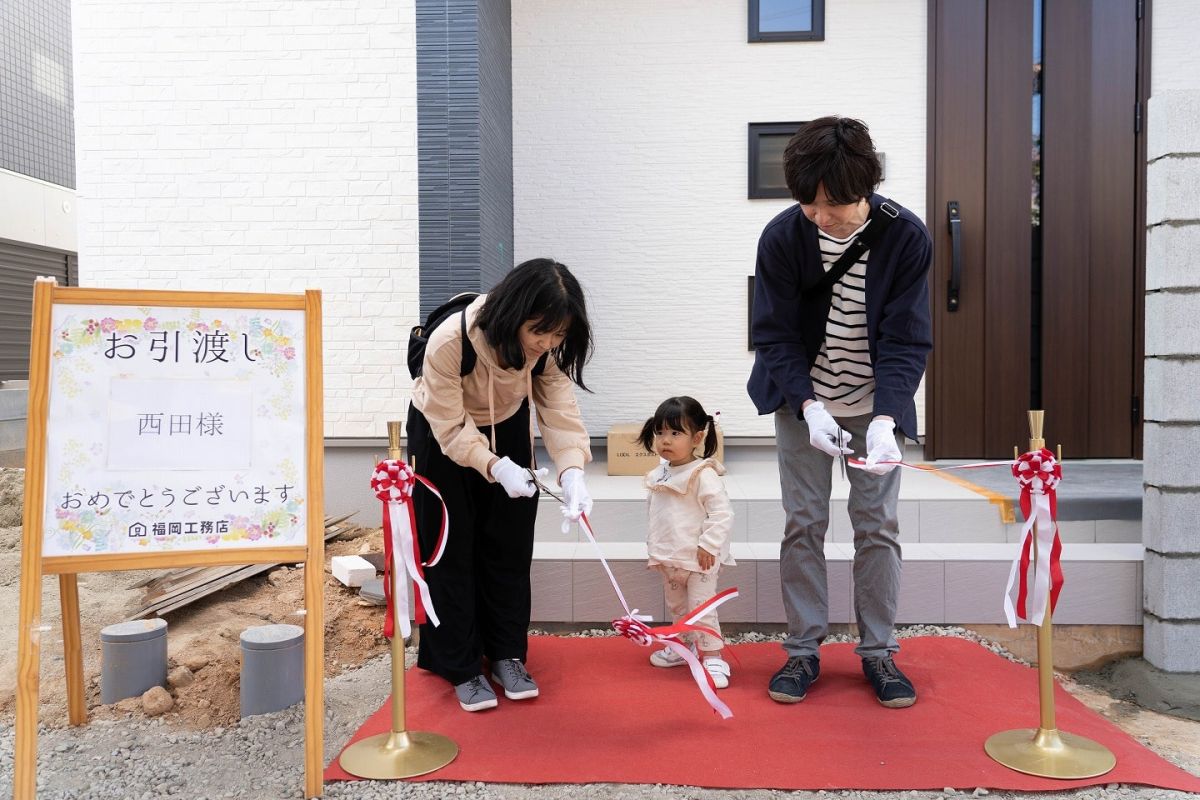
[
  {"left": 767, "top": 655, "right": 820, "bottom": 703},
  {"left": 862, "top": 656, "right": 917, "bottom": 708}
]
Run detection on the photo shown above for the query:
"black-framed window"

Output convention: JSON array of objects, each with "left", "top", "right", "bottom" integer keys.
[
  {"left": 748, "top": 0, "right": 825, "bottom": 43},
  {"left": 748, "top": 122, "right": 804, "bottom": 199},
  {"left": 749, "top": 122, "right": 887, "bottom": 200}
]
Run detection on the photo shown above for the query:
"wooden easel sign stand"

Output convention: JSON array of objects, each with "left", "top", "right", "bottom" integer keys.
[{"left": 14, "top": 279, "right": 326, "bottom": 799}]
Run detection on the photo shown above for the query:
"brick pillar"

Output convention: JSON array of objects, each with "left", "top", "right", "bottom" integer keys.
[{"left": 1143, "top": 91, "right": 1200, "bottom": 672}]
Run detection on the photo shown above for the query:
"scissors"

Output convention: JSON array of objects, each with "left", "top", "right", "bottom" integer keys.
[{"left": 527, "top": 468, "right": 564, "bottom": 503}]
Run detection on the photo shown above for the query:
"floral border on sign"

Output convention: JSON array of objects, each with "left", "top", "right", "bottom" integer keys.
[{"left": 53, "top": 311, "right": 299, "bottom": 378}]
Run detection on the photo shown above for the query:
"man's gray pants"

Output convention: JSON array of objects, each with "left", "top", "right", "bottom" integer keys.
[{"left": 775, "top": 408, "right": 904, "bottom": 659}]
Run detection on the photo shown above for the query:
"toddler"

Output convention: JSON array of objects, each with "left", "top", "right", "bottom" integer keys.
[{"left": 637, "top": 396, "right": 735, "bottom": 688}]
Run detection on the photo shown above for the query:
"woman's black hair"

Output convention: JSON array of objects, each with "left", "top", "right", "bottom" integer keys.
[
  {"left": 783, "top": 116, "right": 882, "bottom": 206},
  {"left": 475, "top": 258, "right": 593, "bottom": 390},
  {"left": 637, "top": 396, "right": 718, "bottom": 459}
]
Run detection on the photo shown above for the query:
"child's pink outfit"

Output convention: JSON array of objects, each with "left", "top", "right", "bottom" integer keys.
[{"left": 644, "top": 457, "right": 735, "bottom": 653}]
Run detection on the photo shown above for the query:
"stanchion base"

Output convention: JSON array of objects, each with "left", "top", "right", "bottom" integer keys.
[
  {"left": 985, "top": 727, "right": 1116, "bottom": 779},
  {"left": 338, "top": 729, "right": 458, "bottom": 780}
]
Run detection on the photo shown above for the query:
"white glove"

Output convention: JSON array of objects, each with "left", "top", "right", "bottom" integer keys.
[
  {"left": 559, "top": 468, "right": 593, "bottom": 522},
  {"left": 802, "top": 401, "right": 852, "bottom": 458},
  {"left": 490, "top": 457, "right": 546, "bottom": 498},
  {"left": 863, "top": 418, "right": 902, "bottom": 475}
]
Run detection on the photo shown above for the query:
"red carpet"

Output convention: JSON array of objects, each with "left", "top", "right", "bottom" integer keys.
[{"left": 326, "top": 636, "right": 1200, "bottom": 791}]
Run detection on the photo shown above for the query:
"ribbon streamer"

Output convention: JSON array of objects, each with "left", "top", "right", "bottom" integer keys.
[
  {"left": 1003, "top": 448, "right": 1064, "bottom": 627},
  {"left": 371, "top": 460, "right": 449, "bottom": 639},
  {"left": 576, "top": 510, "right": 739, "bottom": 719},
  {"left": 847, "top": 458, "right": 1014, "bottom": 472}
]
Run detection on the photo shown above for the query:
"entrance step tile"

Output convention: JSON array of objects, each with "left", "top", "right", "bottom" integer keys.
[
  {"left": 1053, "top": 560, "right": 1142, "bottom": 624},
  {"left": 1004, "top": 519, "right": 1096, "bottom": 543},
  {"left": 530, "top": 559, "right": 573, "bottom": 622},
  {"left": 1096, "top": 519, "right": 1142, "bottom": 543},
  {"left": 893, "top": 561, "right": 947, "bottom": 624},
  {"left": 745, "top": 501, "right": 785, "bottom": 544},
  {"left": 714, "top": 560, "right": 758, "bottom": 623},
  {"left": 571, "top": 548, "right": 663, "bottom": 623},
  {"left": 917, "top": 500, "right": 1006, "bottom": 542}
]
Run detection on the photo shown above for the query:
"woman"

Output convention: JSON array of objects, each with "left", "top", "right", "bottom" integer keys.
[{"left": 408, "top": 258, "right": 594, "bottom": 712}]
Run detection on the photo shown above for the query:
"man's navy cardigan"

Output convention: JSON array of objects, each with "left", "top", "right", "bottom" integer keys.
[{"left": 747, "top": 193, "right": 933, "bottom": 442}]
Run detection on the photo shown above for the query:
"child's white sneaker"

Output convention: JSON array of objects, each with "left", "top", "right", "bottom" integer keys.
[
  {"left": 649, "top": 642, "right": 695, "bottom": 668},
  {"left": 704, "top": 656, "right": 731, "bottom": 689}
]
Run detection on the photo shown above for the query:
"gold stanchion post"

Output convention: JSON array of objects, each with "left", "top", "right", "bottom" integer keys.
[
  {"left": 338, "top": 420, "right": 458, "bottom": 779},
  {"left": 984, "top": 411, "right": 1116, "bottom": 778}
]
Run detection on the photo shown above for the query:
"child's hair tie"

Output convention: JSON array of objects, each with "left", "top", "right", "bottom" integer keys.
[{"left": 710, "top": 411, "right": 721, "bottom": 426}]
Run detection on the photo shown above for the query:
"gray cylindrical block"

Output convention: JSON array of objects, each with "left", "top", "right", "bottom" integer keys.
[
  {"left": 240, "top": 624, "right": 305, "bottom": 718},
  {"left": 100, "top": 619, "right": 168, "bottom": 704}
]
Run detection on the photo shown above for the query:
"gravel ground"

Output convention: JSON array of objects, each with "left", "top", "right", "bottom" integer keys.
[{"left": 2, "top": 626, "right": 1197, "bottom": 800}]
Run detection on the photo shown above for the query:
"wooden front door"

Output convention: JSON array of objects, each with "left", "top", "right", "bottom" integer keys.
[{"left": 926, "top": 0, "right": 1147, "bottom": 459}]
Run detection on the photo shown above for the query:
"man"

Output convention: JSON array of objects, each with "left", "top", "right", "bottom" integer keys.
[{"left": 747, "top": 116, "right": 932, "bottom": 708}]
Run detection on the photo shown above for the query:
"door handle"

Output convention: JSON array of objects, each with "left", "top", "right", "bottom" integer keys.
[{"left": 947, "top": 201, "right": 962, "bottom": 312}]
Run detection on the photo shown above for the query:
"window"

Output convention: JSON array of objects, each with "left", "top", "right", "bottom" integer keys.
[
  {"left": 748, "top": 122, "right": 804, "bottom": 199},
  {"left": 748, "top": 122, "right": 887, "bottom": 200},
  {"left": 748, "top": 0, "right": 825, "bottom": 43}
]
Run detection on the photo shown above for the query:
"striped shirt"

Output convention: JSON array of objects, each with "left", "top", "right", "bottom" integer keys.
[{"left": 811, "top": 221, "right": 874, "bottom": 416}]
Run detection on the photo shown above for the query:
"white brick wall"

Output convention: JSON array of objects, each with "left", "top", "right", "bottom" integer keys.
[
  {"left": 72, "top": 0, "right": 419, "bottom": 437},
  {"left": 512, "top": 0, "right": 928, "bottom": 437}
]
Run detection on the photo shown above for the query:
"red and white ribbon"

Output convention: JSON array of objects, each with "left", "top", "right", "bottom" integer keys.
[
  {"left": 1003, "top": 449, "right": 1064, "bottom": 628},
  {"left": 576, "top": 511, "right": 739, "bottom": 719},
  {"left": 847, "top": 458, "right": 1014, "bottom": 472},
  {"left": 371, "top": 460, "right": 449, "bottom": 639}
]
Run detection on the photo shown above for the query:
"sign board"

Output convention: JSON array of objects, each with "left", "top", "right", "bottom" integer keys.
[
  {"left": 43, "top": 303, "right": 307, "bottom": 558},
  {"left": 15, "top": 281, "right": 326, "bottom": 799}
]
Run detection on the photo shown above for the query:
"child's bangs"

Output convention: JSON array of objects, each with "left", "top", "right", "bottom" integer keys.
[{"left": 653, "top": 406, "right": 693, "bottom": 435}]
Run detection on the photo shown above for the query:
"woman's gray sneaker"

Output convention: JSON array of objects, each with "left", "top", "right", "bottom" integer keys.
[
  {"left": 454, "top": 675, "right": 498, "bottom": 711},
  {"left": 490, "top": 658, "right": 540, "bottom": 700}
]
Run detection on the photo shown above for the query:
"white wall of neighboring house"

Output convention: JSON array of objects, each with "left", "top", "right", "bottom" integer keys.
[
  {"left": 512, "top": 0, "right": 928, "bottom": 437},
  {"left": 0, "top": 169, "right": 77, "bottom": 252},
  {"left": 71, "top": 0, "right": 419, "bottom": 437}
]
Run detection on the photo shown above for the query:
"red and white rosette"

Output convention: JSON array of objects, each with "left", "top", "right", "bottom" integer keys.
[
  {"left": 576, "top": 511, "right": 739, "bottom": 719},
  {"left": 1003, "top": 448, "right": 1064, "bottom": 627},
  {"left": 371, "top": 460, "right": 449, "bottom": 639}
]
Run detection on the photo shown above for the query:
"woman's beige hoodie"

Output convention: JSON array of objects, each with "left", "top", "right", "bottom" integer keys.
[{"left": 411, "top": 295, "right": 591, "bottom": 480}]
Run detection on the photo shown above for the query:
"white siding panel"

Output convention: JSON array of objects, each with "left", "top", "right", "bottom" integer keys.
[{"left": 513, "top": 0, "right": 928, "bottom": 436}]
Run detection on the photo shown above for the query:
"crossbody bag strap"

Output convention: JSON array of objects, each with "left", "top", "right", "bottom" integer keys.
[{"left": 805, "top": 200, "right": 900, "bottom": 298}]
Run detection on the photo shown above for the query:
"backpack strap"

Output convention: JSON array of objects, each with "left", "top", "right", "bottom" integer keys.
[
  {"left": 803, "top": 200, "right": 900, "bottom": 299},
  {"left": 458, "top": 309, "right": 477, "bottom": 377}
]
